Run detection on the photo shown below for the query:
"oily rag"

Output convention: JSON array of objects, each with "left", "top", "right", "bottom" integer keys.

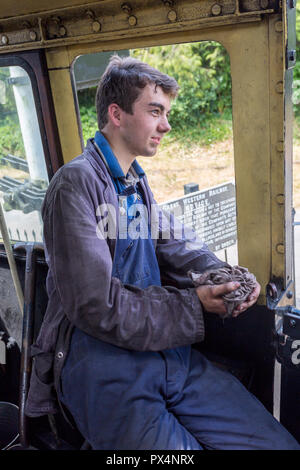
[{"left": 188, "top": 265, "right": 257, "bottom": 317}]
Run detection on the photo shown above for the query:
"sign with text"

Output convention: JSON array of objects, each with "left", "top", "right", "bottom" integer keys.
[{"left": 160, "top": 182, "right": 237, "bottom": 252}]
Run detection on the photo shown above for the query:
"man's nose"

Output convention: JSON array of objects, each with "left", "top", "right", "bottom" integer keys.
[{"left": 158, "top": 115, "right": 171, "bottom": 133}]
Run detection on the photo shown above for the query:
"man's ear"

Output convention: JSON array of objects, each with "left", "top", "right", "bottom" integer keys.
[{"left": 107, "top": 103, "right": 122, "bottom": 127}]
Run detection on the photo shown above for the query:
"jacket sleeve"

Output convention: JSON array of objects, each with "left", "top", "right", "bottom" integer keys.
[
  {"left": 43, "top": 174, "right": 205, "bottom": 352},
  {"left": 150, "top": 192, "right": 230, "bottom": 289}
]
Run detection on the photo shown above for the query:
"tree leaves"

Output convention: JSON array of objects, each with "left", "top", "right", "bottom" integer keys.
[{"left": 131, "top": 41, "right": 232, "bottom": 129}]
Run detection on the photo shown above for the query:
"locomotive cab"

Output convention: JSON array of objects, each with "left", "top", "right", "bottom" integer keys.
[{"left": 0, "top": 0, "right": 299, "bottom": 450}]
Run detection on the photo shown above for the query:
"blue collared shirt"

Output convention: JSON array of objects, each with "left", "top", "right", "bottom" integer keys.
[
  {"left": 93, "top": 131, "right": 145, "bottom": 195},
  {"left": 93, "top": 131, "right": 148, "bottom": 230}
]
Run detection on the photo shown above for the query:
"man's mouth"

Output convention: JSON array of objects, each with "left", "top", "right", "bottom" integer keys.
[{"left": 151, "top": 137, "right": 161, "bottom": 145}]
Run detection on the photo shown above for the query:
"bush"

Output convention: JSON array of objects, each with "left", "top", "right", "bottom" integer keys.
[
  {"left": 77, "top": 42, "right": 233, "bottom": 142},
  {"left": 131, "top": 42, "right": 232, "bottom": 130},
  {"left": 0, "top": 68, "right": 25, "bottom": 157},
  {"left": 0, "top": 116, "right": 24, "bottom": 156},
  {"left": 78, "top": 88, "right": 98, "bottom": 142}
]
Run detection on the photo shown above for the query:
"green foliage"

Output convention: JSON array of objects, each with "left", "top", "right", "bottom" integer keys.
[
  {"left": 0, "top": 67, "right": 25, "bottom": 157},
  {"left": 0, "top": 116, "right": 24, "bottom": 156},
  {"left": 161, "top": 110, "right": 232, "bottom": 147},
  {"left": 294, "top": 114, "right": 300, "bottom": 142},
  {"left": 77, "top": 87, "right": 98, "bottom": 143},
  {"left": 73, "top": 42, "right": 233, "bottom": 144},
  {"left": 131, "top": 42, "right": 232, "bottom": 130}
]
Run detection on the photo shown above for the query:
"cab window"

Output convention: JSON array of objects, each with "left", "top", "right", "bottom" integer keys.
[{"left": 0, "top": 65, "right": 48, "bottom": 243}]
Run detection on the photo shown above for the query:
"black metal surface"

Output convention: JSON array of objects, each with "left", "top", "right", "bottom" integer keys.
[
  {"left": 282, "top": 308, "right": 300, "bottom": 339},
  {"left": 276, "top": 336, "right": 300, "bottom": 370},
  {"left": 280, "top": 367, "right": 300, "bottom": 443},
  {"left": 13, "top": 242, "right": 44, "bottom": 448},
  {"left": 274, "top": 307, "right": 300, "bottom": 373},
  {"left": 0, "top": 244, "right": 89, "bottom": 450},
  {"left": 195, "top": 304, "right": 276, "bottom": 413},
  {"left": 0, "top": 402, "right": 19, "bottom": 450},
  {"left": 0, "top": 316, "right": 20, "bottom": 406},
  {"left": 0, "top": 245, "right": 48, "bottom": 407}
]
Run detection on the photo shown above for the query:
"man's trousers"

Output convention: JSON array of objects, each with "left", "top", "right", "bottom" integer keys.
[{"left": 58, "top": 327, "right": 300, "bottom": 450}]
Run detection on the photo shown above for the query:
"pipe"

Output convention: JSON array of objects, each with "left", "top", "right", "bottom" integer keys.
[{"left": 0, "top": 201, "right": 24, "bottom": 315}]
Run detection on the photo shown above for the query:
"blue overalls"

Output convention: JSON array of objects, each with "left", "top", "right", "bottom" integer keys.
[{"left": 58, "top": 132, "right": 300, "bottom": 450}]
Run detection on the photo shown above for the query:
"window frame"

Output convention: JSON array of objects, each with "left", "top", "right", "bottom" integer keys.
[{"left": 0, "top": 50, "right": 63, "bottom": 251}]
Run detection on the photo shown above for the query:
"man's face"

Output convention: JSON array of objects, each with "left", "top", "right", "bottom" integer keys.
[{"left": 119, "top": 83, "right": 172, "bottom": 158}]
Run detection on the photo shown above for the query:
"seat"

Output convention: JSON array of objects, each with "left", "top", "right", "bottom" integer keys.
[{"left": 13, "top": 241, "right": 90, "bottom": 450}]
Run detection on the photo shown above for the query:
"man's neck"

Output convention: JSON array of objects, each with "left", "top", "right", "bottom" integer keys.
[{"left": 101, "top": 128, "right": 134, "bottom": 176}]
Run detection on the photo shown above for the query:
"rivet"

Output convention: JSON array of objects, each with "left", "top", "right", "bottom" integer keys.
[
  {"left": 85, "top": 9, "right": 95, "bottom": 19},
  {"left": 290, "top": 319, "right": 296, "bottom": 327},
  {"left": 167, "top": 9, "right": 177, "bottom": 21},
  {"left": 51, "top": 16, "right": 61, "bottom": 24},
  {"left": 92, "top": 21, "right": 101, "bottom": 32},
  {"left": 211, "top": 4, "right": 222, "bottom": 15},
  {"left": 128, "top": 15, "right": 137, "bottom": 26},
  {"left": 276, "top": 194, "right": 284, "bottom": 205},
  {"left": 122, "top": 3, "right": 132, "bottom": 14},
  {"left": 275, "top": 81, "right": 283, "bottom": 94},
  {"left": 275, "top": 21, "right": 283, "bottom": 32},
  {"left": 1, "top": 35, "right": 8, "bottom": 45},
  {"left": 57, "top": 351, "right": 64, "bottom": 359},
  {"left": 276, "top": 141, "right": 284, "bottom": 152},
  {"left": 286, "top": 291, "right": 293, "bottom": 299},
  {"left": 260, "top": 0, "right": 269, "bottom": 8},
  {"left": 276, "top": 243, "right": 285, "bottom": 254},
  {"left": 29, "top": 30, "right": 37, "bottom": 41},
  {"left": 59, "top": 26, "right": 66, "bottom": 36}
]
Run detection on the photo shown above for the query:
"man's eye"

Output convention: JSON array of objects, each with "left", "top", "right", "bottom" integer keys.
[{"left": 151, "top": 109, "right": 160, "bottom": 116}]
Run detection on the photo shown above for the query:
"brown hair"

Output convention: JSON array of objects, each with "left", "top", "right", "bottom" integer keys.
[{"left": 95, "top": 54, "right": 179, "bottom": 130}]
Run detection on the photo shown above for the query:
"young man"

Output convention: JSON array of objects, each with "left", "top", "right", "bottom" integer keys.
[{"left": 25, "top": 55, "right": 299, "bottom": 450}]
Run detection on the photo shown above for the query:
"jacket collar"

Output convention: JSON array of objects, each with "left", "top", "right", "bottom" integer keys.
[{"left": 93, "top": 131, "right": 145, "bottom": 180}]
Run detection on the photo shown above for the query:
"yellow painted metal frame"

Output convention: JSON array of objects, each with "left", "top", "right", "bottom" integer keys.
[{"left": 0, "top": 1, "right": 293, "bottom": 306}]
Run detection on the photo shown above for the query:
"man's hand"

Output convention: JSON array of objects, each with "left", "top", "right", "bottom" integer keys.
[
  {"left": 195, "top": 281, "right": 261, "bottom": 318},
  {"left": 196, "top": 282, "right": 240, "bottom": 316},
  {"left": 231, "top": 281, "right": 261, "bottom": 317}
]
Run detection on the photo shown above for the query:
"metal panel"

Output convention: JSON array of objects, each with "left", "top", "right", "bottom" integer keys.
[
  {"left": 278, "top": 0, "right": 300, "bottom": 443},
  {"left": 0, "top": 0, "right": 280, "bottom": 53},
  {"left": 46, "top": 47, "right": 83, "bottom": 162}
]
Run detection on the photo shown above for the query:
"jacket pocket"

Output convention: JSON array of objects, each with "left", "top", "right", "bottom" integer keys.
[
  {"left": 24, "top": 346, "right": 58, "bottom": 417},
  {"left": 31, "top": 345, "right": 54, "bottom": 384}
]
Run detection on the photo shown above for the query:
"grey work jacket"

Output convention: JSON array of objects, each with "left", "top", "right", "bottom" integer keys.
[{"left": 25, "top": 139, "right": 227, "bottom": 417}]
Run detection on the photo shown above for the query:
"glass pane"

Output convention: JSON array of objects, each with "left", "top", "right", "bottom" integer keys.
[
  {"left": 0, "top": 65, "right": 48, "bottom": 242},
  {"left": 73, "top": 44, "right": 237, "bottom": 265}
]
